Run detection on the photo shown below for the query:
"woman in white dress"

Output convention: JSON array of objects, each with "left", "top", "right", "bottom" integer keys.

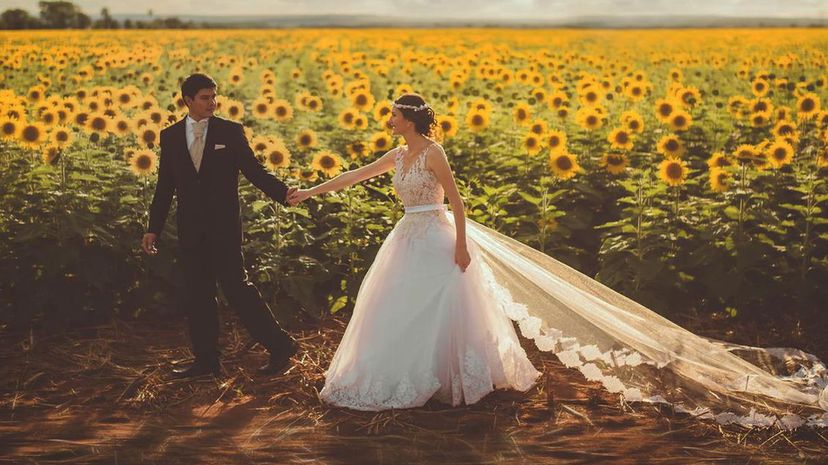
[
  {"left": 288, "top": 94, "right": 828, "bottom": 428},
  {"left": 288, "top": 94, "right": 541, "bottom": 411}
]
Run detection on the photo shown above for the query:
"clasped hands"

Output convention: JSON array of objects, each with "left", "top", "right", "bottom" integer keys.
[{"left": 286, "top": 187, "right": 312, "bottom": 207}]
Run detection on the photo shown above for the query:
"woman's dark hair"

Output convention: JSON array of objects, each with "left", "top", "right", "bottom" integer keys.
[
  {"left": 394, "top": 93, "right": 436, "bottom": 137},
  {"left": 181, "top": 73, "right": 217, "bottom": 101}
]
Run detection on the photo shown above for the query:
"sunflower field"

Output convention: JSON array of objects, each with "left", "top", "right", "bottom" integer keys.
[{"left": 1, "top": 29, "right": 826, "bottom": 337}]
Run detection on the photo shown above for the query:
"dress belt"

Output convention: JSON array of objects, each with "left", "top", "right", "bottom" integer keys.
[{"left": 404, "top": 203, "right": 447, "bottom": 214}]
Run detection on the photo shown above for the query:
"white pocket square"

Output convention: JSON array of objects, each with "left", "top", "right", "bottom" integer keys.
[{"left": 214, "top": 144, "right": 226, "bottom": 150}]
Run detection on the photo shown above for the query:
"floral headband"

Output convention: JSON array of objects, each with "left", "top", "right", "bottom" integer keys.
[{"left": 392, "top": 102, "right": 430, "bottom": 112}]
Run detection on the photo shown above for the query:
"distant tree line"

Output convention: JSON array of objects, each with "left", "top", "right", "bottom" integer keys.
[{"left": 0, "top": 1, "right": 203, "bottom": 29}]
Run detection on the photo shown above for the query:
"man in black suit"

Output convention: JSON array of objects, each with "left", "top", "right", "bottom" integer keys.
[{"left": 141, "top": 73, "right": 297, "bottom": 378}]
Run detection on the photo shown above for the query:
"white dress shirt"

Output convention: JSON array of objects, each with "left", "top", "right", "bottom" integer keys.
[{"left": 185, "top": 114, "right": 210, "bottom": 150}]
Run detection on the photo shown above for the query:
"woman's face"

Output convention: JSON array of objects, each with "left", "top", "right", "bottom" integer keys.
[{"left": 387, "top": 107, "right": 412, "bottom": 135}]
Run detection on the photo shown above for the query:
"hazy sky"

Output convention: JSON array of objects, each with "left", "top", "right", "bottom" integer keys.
[{"left": 1, "top": 0, "right": 826, "bottom": 18}]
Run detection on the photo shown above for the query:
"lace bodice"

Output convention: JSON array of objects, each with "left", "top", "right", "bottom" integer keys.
[{"left": 392, "top": 142, "right": 446, "bottom": 208}]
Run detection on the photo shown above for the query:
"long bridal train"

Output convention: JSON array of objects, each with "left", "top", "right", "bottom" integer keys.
[{"left": 461, "top": 213, "right": 828, "bottom": 430}]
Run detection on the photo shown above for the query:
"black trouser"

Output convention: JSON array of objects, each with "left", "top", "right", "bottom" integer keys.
[{"left": 179, "top": 235, "right": 291, "bottom": 362}]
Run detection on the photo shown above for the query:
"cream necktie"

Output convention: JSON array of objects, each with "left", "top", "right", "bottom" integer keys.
[{"left": 189, "top": 119, "right": 208, "bottom": 172}]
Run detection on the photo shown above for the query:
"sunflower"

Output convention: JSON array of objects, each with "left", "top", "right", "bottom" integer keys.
[
  {"left": 351, "top": 90, "right": 375, "bottom": 112},
  {"left": 766, "top": 140, "right": 795, "bottom": 168},
  {"left": 545, "top": 129, "right": 567, "bottom": 155},
  {"left": 353, "top": 114, "right": 369, "bottom": 130},
  {"left": 370, "top": 131, "right": 393, "bottom": 153},
  {"left": 620, "top": 110, "right": 644, "bottom": 134},
  {"left": 436, "top": 115, "right": 458, "bottom": 139},
  {"left": 546, "top": 90, "right": 568, "bottom": 109},
  {"left": 136, "top": 125, "right": 160, "bottom": 149},
  {"left": 727, "top": 95, "right": 750, "bottom": 119},
  {"left": 272, "top": 99, "right": 293, "bottom": 122},
  {"left": 250, "top": 97, "right": 271, "bottom": 120},
  {"left": 750, "top": 111, "right": 771, "bottom": 128},
  {"left": 600, "top": 153, "right": 628, "bottom": 175},
  {"left": 345, "top": 140, "right": 368, "bottom": 159},
  {"left": 658, "top": 158, "right": 689, "bottom": 186},
  {"left": 709, "top": 168, "right": 731, "bottom": 193},
  {"left": 250, "top": 136, "right": 271, "bottom": 154},
  {"left": 575, "top": 107, "right": 602, "bottom": 131},
  {"left": 624, "top": 84, "right": 646, "bottom": 101},
  {"left": 677, "top": 86, "right": 702, "bottom": 108},
  {"left": 706, "top": 152, "right": 733, "bottom": 169},
  {"left": 111, "top": 115, "right": 132, "bottom": 137},
  {"left": 224, "top": 100, "right": 245, "bottom": 120},
  {"left": 548, "top": 151, "right": 581, "bottom": 180},
  {"left": 667, "top": 110, "right": 692, "bottom": 132},
  {"left": 129, "top": 149, "right": 158, "bottom": 176},
  {"left": 292, "top": 167, "right": 319, "bottom": 183},
  {"left": 39, "top": 109, "right": 59, "bottom": 126},
  {"left": 796, "top": 93, "right": 821, "bottom": 120},
  {"left": 0, "top": 117, "right": 20, "bottom": 140},
  {"left": 513, "top": 102, "right": 532, "bottom": 125},
  {"left": 750, "top": 97, "right": 774, "bottom": 115},
  {"left": 311, "top": 150, "right": 344, "bottom": 177},
  {"left": 295, "top": 128, "right": 318, "bottom": 151},
  {"left": 306, "top": 96, "right": 323, "bottom": 112},
  {"left": 522, "top": 132, "right": 543, "bottom": 156},
  {"left": 733, "top": 144, "right": 758, "bottom": 164},
  {"left": 465, "top": 108, "right": 490, "bottom": 132},
  {"left": 26, "top": 85, "right": 46, "bottom": 104},
  {"left": 527, "top": 119, "right": 547, "bottom": 136},
  {"left": 654, "top": 97, "right": 678, "bottom": 122},
  {"left": 264, "top": 144, "right": 291, "bottom": 170},
  {"left": 373, "top": 101, "right": 392, "bottom": 123},
  {"left": 85, "top": 112, "right": 112, "bottom": 136},
  {"left": 49, "top": 125, "right": 74, "bottom": 147},
  {"left": 751, "top": 78, "right": 770, "bottom": 97},
  {"left": 18, "top": 121, "right": 48, "bottom": 148},
  {"left": 608, "top": 127, "right": 634, "bottom": 150},
  {"left": 772, "top": 120, "right": 799, "bottom": 142},
  {"left": 657, "top": 134, "right": 685, "bottom": 159},
  {"left": 338, "top": 108, "right": 358, "bottom": 130}
]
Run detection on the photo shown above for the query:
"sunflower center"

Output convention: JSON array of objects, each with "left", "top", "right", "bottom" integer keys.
[
  {"left": 356, "top": 95, "right": 367, "bottom": 105},
  {"left": 773, "top": 147, "right": 787, "bottom": 161},
  {"left": 472, "top": 115, "right": 484, "bottom": 126},
  {"left": 136, "top": 155, "right": 152, "bottom": 170},
  {"left": 2, "top": 122, "right": 15, "bottom": 135},
  {"left": 269, "top": 152, "right": 284, "bottom": 164},
  {"left": 22, "top": 126, "right": 40, "bottom": 142},
  {"left": 666, "top": 162, "right": 684, "bottom": 179},
  {"left": 555, "top": 155, "right": 573, "bottom": 170},
  {"left": 673, "top": 116, "right": 686, "bottom": 127},
  {"left": 801, "top": 99, "right": 815, "bottom": 112},
  {"left": 320, "top": 156, "right": 335, "bottom": 169},
  {"left": 276, "top": 106, "right": 287, "bottom": 116},
  {"left": 300, "top": 135, "right": 311, "bottom": 145},
  {"left": 586, "top": 116, "right": 597, "bottom": 125},
  {"left": 659, "top": 104, "right": 672, "bottom": 116},
  {"left": 665, "top": 139, "right": 679, "bottom": 151},
  {"left": 615, "top": 131, "right": 628, "bottom": 144}
]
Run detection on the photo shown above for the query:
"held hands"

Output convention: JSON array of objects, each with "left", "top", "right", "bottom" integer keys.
[
  {"left": 455, "top": 245, "right": 471, "bottom": 272},
  {"left": 141, "top": 233, "right": 158, "bottom": 255},
  {"left": 287, "top": 188, "right": 313, "bottom": 206}
]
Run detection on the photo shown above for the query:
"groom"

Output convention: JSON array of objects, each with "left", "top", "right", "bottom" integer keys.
[{"left": 141, "top": 73, "right": 297, "bottom": 378}]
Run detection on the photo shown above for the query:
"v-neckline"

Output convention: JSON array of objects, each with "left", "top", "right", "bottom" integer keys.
[{"left": 398, "top": 142, "right": 434, "bottom": 179}]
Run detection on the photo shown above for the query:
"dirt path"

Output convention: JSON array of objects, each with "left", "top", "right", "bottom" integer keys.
[{"left": 1, "top": 314, "right": 826, "bottom": 464}]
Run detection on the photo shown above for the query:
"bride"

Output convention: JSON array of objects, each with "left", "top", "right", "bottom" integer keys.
[
  {"left": 288, "top": 94, "right": 828, "bottom": 428},
  {"left": 289, "top": 94, "right": 541, "bottom": 410}
]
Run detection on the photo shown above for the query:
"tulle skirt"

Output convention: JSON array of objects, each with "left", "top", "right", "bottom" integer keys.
[{"left": 319, "top": 207, "right": 541, "bottom": 411}]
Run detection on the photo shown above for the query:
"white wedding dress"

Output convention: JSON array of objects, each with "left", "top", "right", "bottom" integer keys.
[
  {"left": 319, "top": 142, "right": 828, "bottom": 430},
  {"left": 319, "top": 142, "right": 541, "bottom": 411}
]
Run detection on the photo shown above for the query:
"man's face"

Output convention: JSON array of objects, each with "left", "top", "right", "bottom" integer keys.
[{"left": 185, "top": 87, "right": 217, "bottom": 120}]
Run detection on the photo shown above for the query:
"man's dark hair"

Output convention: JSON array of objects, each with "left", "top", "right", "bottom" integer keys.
[{"left": 181, "top": 73, "right": 217, "bottom": 101}]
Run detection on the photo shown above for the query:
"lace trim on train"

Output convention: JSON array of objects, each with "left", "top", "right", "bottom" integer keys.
[{"left": 477, "top": 261, "right": 828, "bottom": 430}]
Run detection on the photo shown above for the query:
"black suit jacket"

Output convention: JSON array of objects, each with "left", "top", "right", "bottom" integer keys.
[{"left": 147, "top": 115, "right": 289, "bottom": 248}]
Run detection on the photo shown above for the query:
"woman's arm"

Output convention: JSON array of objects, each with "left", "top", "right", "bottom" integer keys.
[
  {"left": 289, "top": 147, "right": 398, "bottom": 204},
  {"left": 426, "top": 145, "right": 471, "bottom": 272}
]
